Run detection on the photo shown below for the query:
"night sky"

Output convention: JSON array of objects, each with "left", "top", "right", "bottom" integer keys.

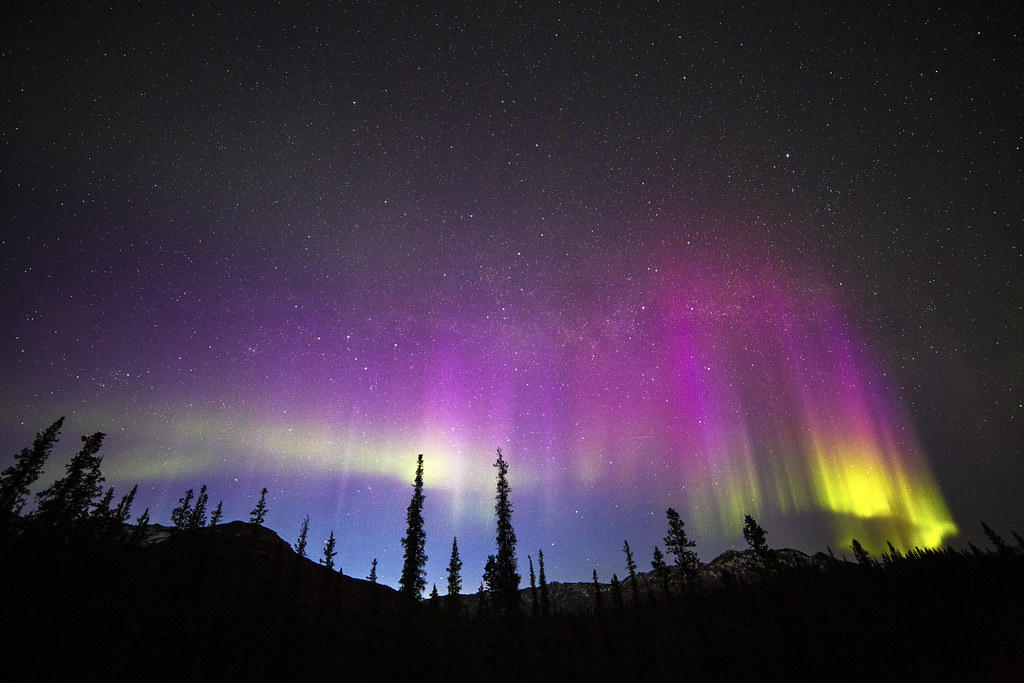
[{"left": 2, "top": 2, "right": 1021, "bottom": 590}]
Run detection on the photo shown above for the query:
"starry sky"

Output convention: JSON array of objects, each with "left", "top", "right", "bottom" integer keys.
[{"left": 2, "top": 2, "right": 1021, "bottom": 590}]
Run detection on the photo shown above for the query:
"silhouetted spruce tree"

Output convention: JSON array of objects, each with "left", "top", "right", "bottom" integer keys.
[
  {"left": 981, "top": 521, "right": 1009, "bottom": 553},
  {"left": 34, "top": 432, "right": 106, "bottom": 528},
  {"left": 184, "top": 484, "right": 208, "bottom": 529},
  {"left": 93, "top": 486, "right": 115, "bottom": 520},
  {"left": 209, "top": 500, "right": 223, "bottom": 526},
  {"left": 611, "top": 573, "right": 624, "bottom": 612},
  {"left": 593, "top": 569, "right": 604, "bottom": 612},
  {"left": 399, "top": 454, "right": 427, "bottom": 601},
  {"left": 88, "top": 486, "right": 117, "bottom": 541},
  {"left": 114, "top": 485, "right": 137, "bottom": 524},
  {"left": 664, "top": 508, "right": 699, "bottom": 585},
  {"left": 1013, "top": 530, "right": 1024, "bottom": 553},
  {"left": 743, "top": 514, "right": 773, "bottom": 575},
  {"left": 651, "top": 546, "right": 671, "bottom": 596},
  {"left": 368, "top": 558, "right": 378, "bottom": 583},
  {"left": 447, "top": 537, "right": 462, "bottom": 596},
  {"left": 623, "top": 540, "right": 640, "bottom": 602},
  {"left": 131, "top": 507, "right": 150, "bottom": 545},
  {"left": 882, "top": 540, "right": 904, "bottom": 567},
  {"left": 491, "top": 448, "right": 520, "bottom": 613},
  {"left": 249, "top": 487, "right": 269, "bottom": 526},
  {"left": 294, "top": 514, "right": 310, "bottom": 557},
  {"left": 850, "top": 538, "right": 872, "bottom": 566},
  {"left": 90, "top": 484, "right": 137, "bottom": 545},
  {"left": 430, "top": 584, "right": 440, "bottom": 607},
  {"left": 483, "top": 554, "right": 497, "bottom": 592},
  {"left": 477, "top": 582, "right": 488, "bottom": 615},
  {"left": 322, "top": 531, "right": 337, "bottom": 570},
  {"left": 538, "top": 548, "right": 550, "bottom": 617},
  {"left": 170, "top": 489, "right": 194, "bottom": 529},
  {"left": 743, "top": 514, "right": 768, "bottom": 553},
  {"left": 529, "top": 556, "right": 539, "bottom": 618},
  {"left": 1, "top": 417, "right": 65, "bottom": 525}
]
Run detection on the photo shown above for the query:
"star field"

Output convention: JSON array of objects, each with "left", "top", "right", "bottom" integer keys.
[{"left": 1, "top": 2, "right": 1020, "bottom": 588}]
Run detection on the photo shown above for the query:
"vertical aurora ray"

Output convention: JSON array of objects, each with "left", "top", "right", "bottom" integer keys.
[{"left": 631, "top": 249, "right": 957, "bottom": 552}]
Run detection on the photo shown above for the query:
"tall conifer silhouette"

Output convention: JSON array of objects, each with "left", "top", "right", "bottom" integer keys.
[
  {"left": 249, "top": 487, "right": 269, "bottom": 526},
  {"left": 294, "top": 514, "right": 310, "bottom": 557},
  {"left": 34, "top": 432, "right": 106, "bottom": 528},
  {"left": 367, "top": 558, "right": 378, "bottom": 583},
  {"left": 491, "top": 448, "right": 520, "bottom": 613},
  {"left": 447, "top": 536, "right": 462, "bottom": 597},
  {"left": 208, "top": 500, "right": 223, "bottom": 526},
  {"left": 538, "top": 548, "right": 550, "bottom": 617},
  {"left": 529, "top": 556, "right": 539, "bottom": 618},
  {"left": 322, "top": 530, "right": 337, "bottom": 570},
  {"left": 185, "top": 485, "right": 208, "bottom": 529},
  {"left": 170, "top": 489, "right": 194, "bottom": 529},
  {"left": 399, "top": 454, "right": 427, "bottom": 601},
  {"left": 623, "top": 540, "right": 640, "bottom": 602},
  {"left": 664, "top": 508, "right": 699, "bottom": 585},
  {"left": 0, "top": 417, "right": 64, "bottom": 524}
]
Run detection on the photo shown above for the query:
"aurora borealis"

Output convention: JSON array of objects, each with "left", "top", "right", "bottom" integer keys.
[{"left": 1, "top": 2, "right": 1019, "bottom": 589}]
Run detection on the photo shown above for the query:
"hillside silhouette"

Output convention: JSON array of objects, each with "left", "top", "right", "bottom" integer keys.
[{"left": 1, "top": 419, "right": 1022, "bottom": 679}]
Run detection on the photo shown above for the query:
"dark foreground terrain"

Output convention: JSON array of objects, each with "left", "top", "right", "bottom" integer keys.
[{"left": 2, "top": 520, "right": 1022, "bottom": 681}]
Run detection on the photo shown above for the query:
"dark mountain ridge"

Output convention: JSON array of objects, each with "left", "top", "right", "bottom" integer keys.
[
  {"left": 138, "top": 521, "right": 828, "bottom": 616},
  {"left": 3, "top": 515, "right": 1022, "bottom": 680},
  {"left": 455, "top": 546, "right": 828, "bottom": 614},
  {"left": 139, "top": 520, "right": 401, "bottom": 615}
]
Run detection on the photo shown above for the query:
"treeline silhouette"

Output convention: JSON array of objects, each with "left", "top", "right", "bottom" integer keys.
[{"left": 1, "top": 418, "right": 1022, "bottom": 680}]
